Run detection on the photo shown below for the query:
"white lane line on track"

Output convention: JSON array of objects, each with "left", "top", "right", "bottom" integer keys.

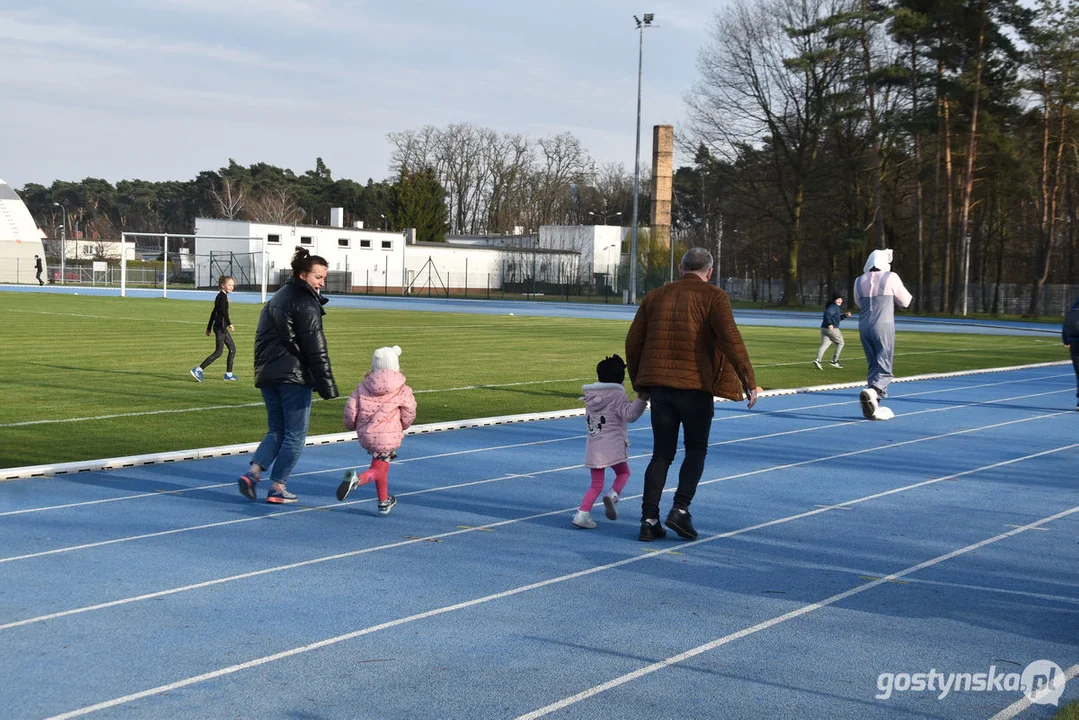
[
  {"left": 1, "top": 387, "right": 1070, "bottom": 571},
  {"left": 6, "top": 370, "right": 1068, "bottom": 516},
  {"left": 0, "top": 385, "right": 1066, "bottom": 559},
  {"left": 3, "top": 411, "right": 1072, "bottom": 629},
  {"left": 989, "top": 663, "right": 1079, "bottom": 719},
  {"left": 0, "top": 378, "right": 591, "bottom": 428},
  {"left": 2, "top": 360, "right": 1068, "bottom": 429},
  {"left": 40, "top": 444, "right": 1079, "bottom": 720},
  {"left": 515, "top": 497, "right": 1079, "bottom": 720},
  {"left": 754, "top": 345, "right": 1048, "bottom": 369}
]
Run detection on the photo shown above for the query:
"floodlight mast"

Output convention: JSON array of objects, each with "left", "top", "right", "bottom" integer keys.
[
  {"left": 52, "top": 202, "right": 67, "bottom": 284},
  {"left": 629, "top": 12, "right": 655, "bottom": 304}
]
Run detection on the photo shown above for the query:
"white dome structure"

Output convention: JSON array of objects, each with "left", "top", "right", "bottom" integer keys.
[{"left": 0, "top": 178, "right": 48, "bottom": 283}]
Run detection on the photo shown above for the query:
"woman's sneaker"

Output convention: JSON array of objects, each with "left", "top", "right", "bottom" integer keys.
[
  {"left": 267, "top": 487, "right": 298, "bottom": 504},
  {"left": 378, "top": 496, "right": 397, "bottom": 515},
  {"left": 237, "top": 471, "right": 260, "bottom": 500},
  {"left": 223, "top": 372, "right": 238, "bottom": 381},
  {"left": 602, "top": 491, "right": 619, "bottom": 520},
  {"left": 190, "top": 367, "right": 204, "bottom": 382},
  {"left": 829, "top": 360, "right": 843, "bottom": 368},
  {"left": 337, "top": 470, "right": 359, "bottom": 501}
]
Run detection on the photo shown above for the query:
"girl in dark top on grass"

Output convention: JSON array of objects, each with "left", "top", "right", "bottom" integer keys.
[{"left": 191, "top": 275, "right": 237, "bottom": 382}]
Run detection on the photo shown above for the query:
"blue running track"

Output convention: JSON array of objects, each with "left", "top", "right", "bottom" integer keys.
[{"left": 1, "top": 366, "right": 1077, "bottom": 719}]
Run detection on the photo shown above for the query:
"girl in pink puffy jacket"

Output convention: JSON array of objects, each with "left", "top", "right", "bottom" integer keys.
[
  {"left": 573, "top": 354, "right": 648, "bottom": 529},
  {"left": 338, "top": 345, "right": 417, "bottom": 515}
]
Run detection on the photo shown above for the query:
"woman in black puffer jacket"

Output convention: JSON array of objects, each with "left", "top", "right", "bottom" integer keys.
[{"left": 238, "top": 247, "right": 339, "bottom": 504}]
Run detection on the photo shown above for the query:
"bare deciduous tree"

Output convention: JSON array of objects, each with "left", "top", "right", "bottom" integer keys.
[
  {"left": 211, "top": 178, "right": 246, "bottom": 219},
  {"left": 687, "top": 0, "right": 850, "bottom": 303},
  {"left": 246, "top": 188, "right": 302, "bottom": 225}
]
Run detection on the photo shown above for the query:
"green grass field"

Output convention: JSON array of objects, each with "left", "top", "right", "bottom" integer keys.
[{"left": 0, "top": 293, "right": 1069, "bottom": 469}]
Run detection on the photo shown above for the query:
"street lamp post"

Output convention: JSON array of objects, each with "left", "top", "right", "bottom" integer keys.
[
  {"left": 602, "top": 243, "right": 617, "bottom": 274},
  {"left": 53, "top": 202, "right": 67, "bottom": 284},
  {"left": 380, "top": 213, "right": 388, "bottom": 231},
  {"left": 630, "top": 13, "right": 654, "bottom": 304},
  {"left": 587, "top": 210, "right": 623, "bottom": 225}
]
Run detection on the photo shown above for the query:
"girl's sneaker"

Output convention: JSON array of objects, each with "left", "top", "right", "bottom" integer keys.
[
  {"left": 267, "top": 487, "right": 298, "bottom": 504},
  {"left": 223, "top": 372, "right": 238, "bottom": 381},
  {"left": 572, "top": 510, "right": 597, "bottom": 529},
  {"left": 378, "top": 496, "right": 397, "bottom": 515},
  {"left": 602, "top": 491, "right": 619, "bottom": 521},
  {"left": 337, "top": 470, "right": 359, "bottom": 501},
  {"left": 190, "top": 367, "right": 204, "bottom": 382}
]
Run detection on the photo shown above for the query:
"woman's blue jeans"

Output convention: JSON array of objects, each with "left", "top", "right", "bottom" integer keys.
[{"left": 252, "top": 383, "right": 313, "bottom": 484}]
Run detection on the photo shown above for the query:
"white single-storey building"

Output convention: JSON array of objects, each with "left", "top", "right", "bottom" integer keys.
[
  {"left": 194, "top": 210, "right": 626, "bottom": 294},
  {"left": 194, "top": 215, "right": 407, "bottom": 293}
]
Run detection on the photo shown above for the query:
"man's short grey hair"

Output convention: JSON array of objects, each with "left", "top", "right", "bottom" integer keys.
[{"left": 680, "top": 247, "right": 714, "bottom": 273}]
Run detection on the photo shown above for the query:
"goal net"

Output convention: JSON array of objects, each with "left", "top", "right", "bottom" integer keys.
[{"left": 120, "top": 232, "right": 268, "bottom": 301}]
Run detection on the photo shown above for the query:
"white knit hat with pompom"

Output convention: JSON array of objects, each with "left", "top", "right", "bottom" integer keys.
[{"left": 371, "top": 345, "right": 402, "bottom": 372}]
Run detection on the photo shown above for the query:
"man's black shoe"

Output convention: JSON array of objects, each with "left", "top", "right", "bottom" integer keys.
[
  {"left": 665, "top": 507, "right": 698, "bottom": 539},
  {"left": 639, "top": 519, "right": 667, "bottom": 541}
]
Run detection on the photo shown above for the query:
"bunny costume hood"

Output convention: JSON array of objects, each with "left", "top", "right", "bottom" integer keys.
[{"left": 863, "top": 248, "right": 893, "bottom": 273}]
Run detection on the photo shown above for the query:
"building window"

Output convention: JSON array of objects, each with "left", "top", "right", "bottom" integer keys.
[
  {"left": 359, "top": 239, "right": 371, "bottom": 249},
  {"left": 381, "top": 240, "right": 393, "bottom": 250},
  {"left": 267, "top": 234, "right": 280, "bottom": 244},
  {"left": 300, "top": 236, "right": 313, "bottom": 246},
  {"left": 338, "top": 238, "right": 350, "bottom": 248}
]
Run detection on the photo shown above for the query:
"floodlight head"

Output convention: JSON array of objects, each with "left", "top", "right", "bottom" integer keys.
[
  {"left": 633, "top": 14, "right": 640, "bottom": 25},
  {"left": 643, "top": 13, "right": 654, "bottom": 24}
]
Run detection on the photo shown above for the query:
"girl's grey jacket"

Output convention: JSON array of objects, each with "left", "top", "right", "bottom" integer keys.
[{"left": 582, "top": 382, "right": 648, "bottom": 469}]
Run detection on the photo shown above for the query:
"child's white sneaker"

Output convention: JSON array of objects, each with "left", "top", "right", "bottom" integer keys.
[
  {"left": 602, "top": 491, "right": 619, "bottom": 520},
  {"left": 572, "top": 510, "right": 597, "bottom": 529}
]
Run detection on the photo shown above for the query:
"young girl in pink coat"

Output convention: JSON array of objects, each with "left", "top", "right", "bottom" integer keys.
[
  {"left": 338, "top": 345, "right": 417, "bottom": 515},
  {"left": 573, "top": 354, "right": 649, "bottom": 529}
]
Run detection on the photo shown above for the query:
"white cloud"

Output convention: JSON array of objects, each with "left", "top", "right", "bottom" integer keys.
[{"left": 0, "top": 11, "right": 285, "bottom": 69}]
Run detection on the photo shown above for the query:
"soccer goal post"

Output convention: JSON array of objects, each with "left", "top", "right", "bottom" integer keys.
[{"left": 119, "top": 232, "right": 268, "bottom": 302}]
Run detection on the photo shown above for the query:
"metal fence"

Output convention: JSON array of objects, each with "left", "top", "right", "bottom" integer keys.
[
  {"left": 719, "top": 278, "right": 1079, "bottom": 317},
  {"left": 5, "top": 255, "right": 1078, "bottom": 316}
]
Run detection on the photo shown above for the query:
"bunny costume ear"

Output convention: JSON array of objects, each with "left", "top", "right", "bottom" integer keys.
[{"left": 864, "top": 249, "right": 893, "bottom": 273}]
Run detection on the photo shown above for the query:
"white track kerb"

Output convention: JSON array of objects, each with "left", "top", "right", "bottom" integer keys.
[{"left": 1, "top": 361, "right": 1069, "bottom": 482}]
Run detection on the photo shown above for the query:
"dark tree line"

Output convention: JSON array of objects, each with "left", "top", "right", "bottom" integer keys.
[
  {"left": 17, "top": 157, "right": 451, "bottom": 247},
  {"left": 677, "top": 0, "right": 1079, "bottom": 314}
]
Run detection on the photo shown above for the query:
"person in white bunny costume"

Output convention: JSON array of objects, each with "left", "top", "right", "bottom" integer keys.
[{"left": 855, "top": 249, "right": 912, "bottom": 420}]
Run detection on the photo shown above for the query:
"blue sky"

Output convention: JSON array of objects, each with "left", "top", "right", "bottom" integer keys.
[{"left": 1, "top": 0, "right": 717, "bottom": 189}]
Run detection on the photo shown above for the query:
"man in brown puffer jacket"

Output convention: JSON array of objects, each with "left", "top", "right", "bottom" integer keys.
[{"left": 626, "top": 247, "right": 758, "bottom": 542}]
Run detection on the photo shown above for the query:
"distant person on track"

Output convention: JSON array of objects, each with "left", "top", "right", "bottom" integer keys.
[
  {"left": 572, "top": 354, "right": 648, "bottom": 530},
  {"left": 626, "top": 247, "right": 759, "bottom": 542},
  {"left": 238, "top": 247, "right": 338, "bottom": 505},
  {"left": 1063, "top": 297, "right": 1079, "bottom": 411},
  {"left": 813, "top": 293, "right": 852, "bottom": 370},
  {"left": 34, "top": 255, "right": 44, "bottom": 286},
  {"left": 337, "top": 345, "right": 417, "bottom": 516},
  {"left": 855, "top": 248, "right": 912, "bottom": 421},
  {"left": 191, "top": 275, "right": 237, "bottom": 382}
]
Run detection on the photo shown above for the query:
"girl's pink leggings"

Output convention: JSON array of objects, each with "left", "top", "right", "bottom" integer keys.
[{"left": 579, "top": 462, "right": 630, "bottom": 511}]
